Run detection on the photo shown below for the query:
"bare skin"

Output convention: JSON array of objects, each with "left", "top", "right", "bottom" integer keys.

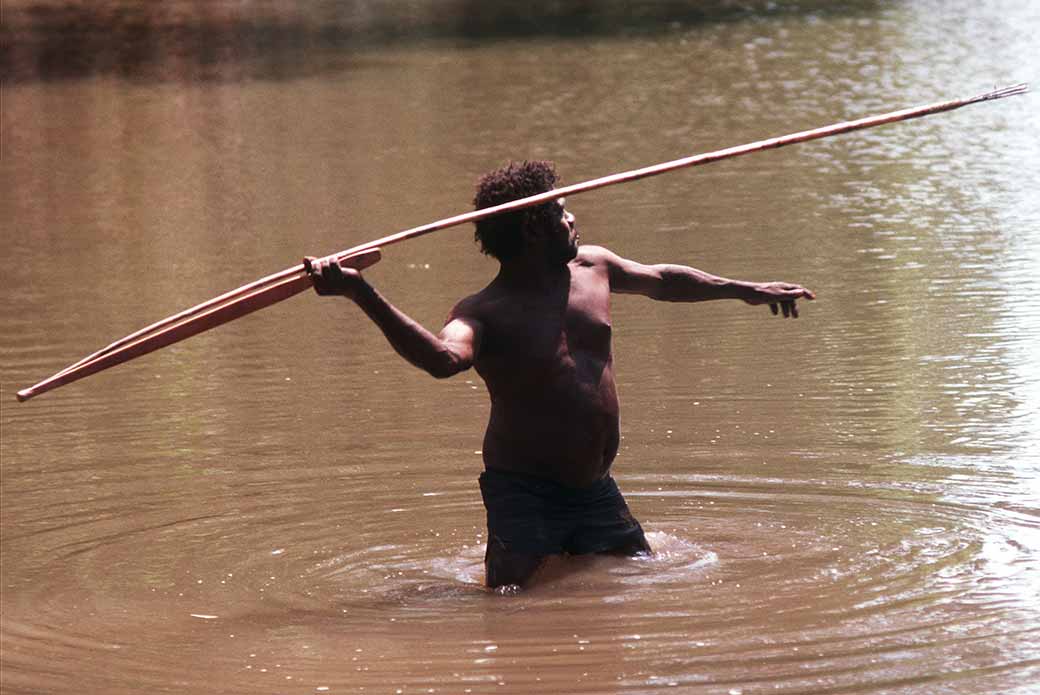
[{"left": 308, "top": 198, "right": 814, "bottom": 587}]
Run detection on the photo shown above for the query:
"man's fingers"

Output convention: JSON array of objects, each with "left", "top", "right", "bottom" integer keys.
[
  {"left": 762, "top": 285, "right": 813, "bottom": 317},
  {"left": 304, "top": 256, "right": 345, "bottom": 296},
  {"left": 782, "top": 288, "right": 813, "bottom": 300},
  {"left": 304, "top": 256, "right": 328, "bottom": 295},
  {"left": 775, "top": 285, "right": 815, "bottom": 301},
  {"left": 321, "top": 258, "right": 344, "bottom": 284}
]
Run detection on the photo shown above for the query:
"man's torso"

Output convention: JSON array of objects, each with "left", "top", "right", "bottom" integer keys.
[{"left": 457, "top": 247, "right": 620, "bottom": 488}]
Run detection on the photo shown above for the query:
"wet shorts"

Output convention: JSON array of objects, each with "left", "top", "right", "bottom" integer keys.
[{"left": 478, "top": 467, "right": 650, "bottom": 556}]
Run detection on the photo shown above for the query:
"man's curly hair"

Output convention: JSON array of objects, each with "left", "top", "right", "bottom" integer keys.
[{"left": 473, "top": 160, "right": 559, "bottom": 261}]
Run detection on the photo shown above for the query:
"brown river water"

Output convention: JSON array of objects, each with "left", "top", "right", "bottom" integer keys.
[{"left": 2, "top": 1, "right": 1038, "bottom": 693}]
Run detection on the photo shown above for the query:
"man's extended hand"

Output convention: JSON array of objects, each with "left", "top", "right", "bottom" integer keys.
[
  {"left": 742, "top": 282, "right": 816, "bottom": 318},
  {"left": 304, "top": 256, "right": 366, "bottom": 300}
]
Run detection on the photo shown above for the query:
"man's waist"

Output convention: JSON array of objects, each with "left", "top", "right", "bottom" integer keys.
[{"left": 480, "top": 465, "right": 617, "bottom": 497}]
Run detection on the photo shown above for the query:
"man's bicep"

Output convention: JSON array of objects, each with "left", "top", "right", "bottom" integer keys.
[
  {"left": 601, "top": 248, "right": 665, "bottom": 297},
  {"left": 439, "top": 315, "right": 483, "bottom": 367}
]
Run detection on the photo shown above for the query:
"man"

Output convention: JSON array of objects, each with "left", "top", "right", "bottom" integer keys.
[{"left": 308, "top": 160, "right": 814, "bottom": 589}]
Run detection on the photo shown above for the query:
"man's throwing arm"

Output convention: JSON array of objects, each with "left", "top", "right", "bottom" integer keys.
[{"left": 307, "top": 256, "right": 481, "bottom": 377}]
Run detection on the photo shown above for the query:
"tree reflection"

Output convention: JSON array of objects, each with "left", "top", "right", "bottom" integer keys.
[{"left": 2, "top": 0, "right": 884, "bottom": 83}]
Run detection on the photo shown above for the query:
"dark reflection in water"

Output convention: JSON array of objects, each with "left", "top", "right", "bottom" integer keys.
[{"left": 3, "top": 0, "right": 885, "bottom": 83}]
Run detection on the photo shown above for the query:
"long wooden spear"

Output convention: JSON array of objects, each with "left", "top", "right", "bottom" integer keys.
[{"left": 16, "top": 83, "right": 1028, "bottom": 402}]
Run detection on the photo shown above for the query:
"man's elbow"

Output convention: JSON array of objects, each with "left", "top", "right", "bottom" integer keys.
[
  {"left": 643, "top": 266, "right": 683, "bottom": 301},
  {"left": 425, "top": 351, "right": 469, "bottom": 379},
  {"left": 428, "top": 364, "right": 459, "bottom": 379}
]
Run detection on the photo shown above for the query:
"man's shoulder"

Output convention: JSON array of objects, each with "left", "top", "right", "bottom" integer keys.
[
  {"left": 447, "top": 283, "right": 502, "bottom": 323},
  {"left": 574, "top": 245, "right": 634, "bottom": 280},
  {"left": 573, "top": 244, "right": 619, "bottom": 268}
]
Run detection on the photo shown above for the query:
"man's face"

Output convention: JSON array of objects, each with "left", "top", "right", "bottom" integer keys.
[{"left": 549, "top": 197, "right": 579, "bottom": 263}]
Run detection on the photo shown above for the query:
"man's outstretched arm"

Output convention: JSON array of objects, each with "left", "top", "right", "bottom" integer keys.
[
  {"left": 306, "top": 257, "right": 481, "bottom": 378},
  {"left": 588, "top": 245, "right": 816, "bottom": 318}
]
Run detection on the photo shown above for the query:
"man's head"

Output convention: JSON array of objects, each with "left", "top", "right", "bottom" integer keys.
[{"left": 473, "top": 161, "right": 573, "bottom": 263}]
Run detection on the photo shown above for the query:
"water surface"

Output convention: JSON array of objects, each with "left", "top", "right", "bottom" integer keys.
[{"left": 2, "top": 1, "right": 1039, "bottom": 693}]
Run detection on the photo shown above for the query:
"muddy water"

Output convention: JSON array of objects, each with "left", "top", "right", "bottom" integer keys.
[{"left": 2, "top": 1, "right": 1039, "bottom": 693}]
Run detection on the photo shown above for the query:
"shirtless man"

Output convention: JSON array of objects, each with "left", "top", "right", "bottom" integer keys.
[{"left": 308, "top": 160, "right": 814, "bottom": 589}]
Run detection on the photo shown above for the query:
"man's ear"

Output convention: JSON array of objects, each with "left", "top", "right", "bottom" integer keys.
[{"left": 522, "top": 217, "right": 544, "bottom": 246}]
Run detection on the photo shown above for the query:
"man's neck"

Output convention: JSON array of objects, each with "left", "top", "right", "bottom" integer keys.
[{"left": 496, "top": 256, "right": 570, "bottom": 291}]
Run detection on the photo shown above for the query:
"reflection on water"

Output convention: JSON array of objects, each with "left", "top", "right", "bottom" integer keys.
[
  {"left": 1, "top": 0, "right": 887, "bottom": 83},
  {"left": 2, "top": 0, "right": 1039, "bottom": 693}
]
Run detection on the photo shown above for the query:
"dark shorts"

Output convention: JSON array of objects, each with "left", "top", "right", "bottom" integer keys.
[{"left": 478, "top": 467, "right": 650, "bottom": 557}]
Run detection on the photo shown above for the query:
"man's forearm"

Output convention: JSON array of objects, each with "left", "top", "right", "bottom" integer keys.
[
  {"left": 348, "top": 280, "right": 464, "bottom": 378},
  {"left": 652, "top": 264, "right": 754, "bottom": 302}
]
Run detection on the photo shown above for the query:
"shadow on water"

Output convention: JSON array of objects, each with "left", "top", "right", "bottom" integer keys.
[{"left": 2, "top": 0, "right": 887, "bottom": 84}]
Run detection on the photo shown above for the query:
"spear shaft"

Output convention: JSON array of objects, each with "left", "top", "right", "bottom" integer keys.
[{"left": 16, "top": 83, "right": 1028, "bottom": 402}]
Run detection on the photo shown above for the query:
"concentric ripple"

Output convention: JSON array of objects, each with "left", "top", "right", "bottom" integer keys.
[{"left": 3, "top": 456, "right": 1038, "bottom": 693}]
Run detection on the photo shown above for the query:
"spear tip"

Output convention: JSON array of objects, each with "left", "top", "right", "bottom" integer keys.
[{"left": 969, "top": 82, "right": 1029, "bottom": 103}]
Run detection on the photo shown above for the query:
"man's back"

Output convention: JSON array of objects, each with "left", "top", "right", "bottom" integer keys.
[{"left": 453, "top": 247, "right": 621, "bottom": 488}]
